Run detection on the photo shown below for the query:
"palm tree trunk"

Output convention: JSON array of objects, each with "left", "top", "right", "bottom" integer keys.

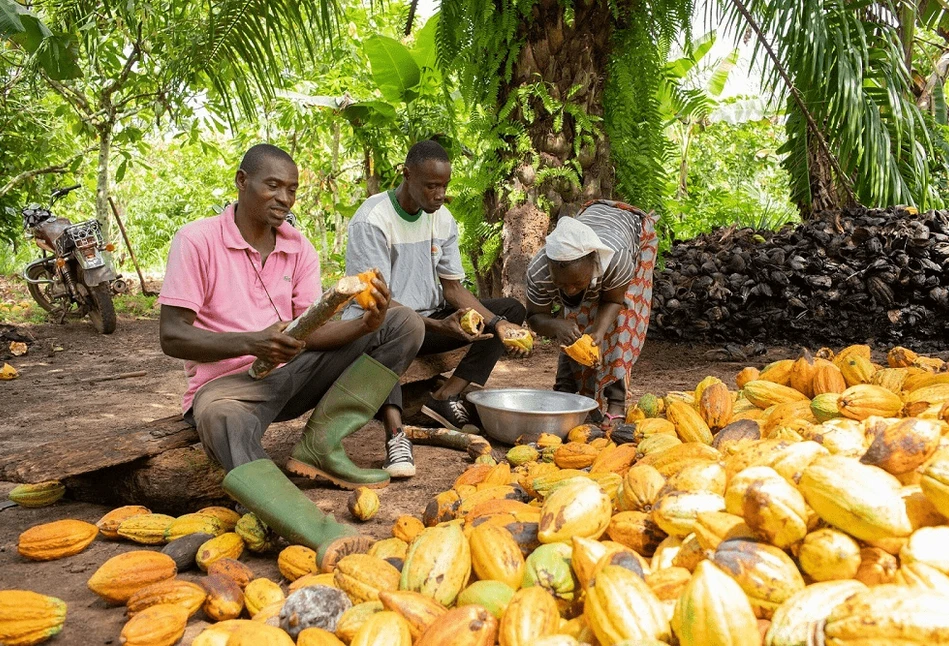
[{"left": 480, "top": 0, "right": 613, "bottom": 300}]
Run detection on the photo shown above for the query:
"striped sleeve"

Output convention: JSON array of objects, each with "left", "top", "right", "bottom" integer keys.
[{"left": 526, "top": 249, "right": 557, "bottom": 307}]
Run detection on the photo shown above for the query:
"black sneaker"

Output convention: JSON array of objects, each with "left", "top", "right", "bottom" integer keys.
[
  {"left": 421, "top": 395, "right": 472, "bottom": 431},
  {"left": 383, "top": 430, "right": 416, "bottom": 478}
]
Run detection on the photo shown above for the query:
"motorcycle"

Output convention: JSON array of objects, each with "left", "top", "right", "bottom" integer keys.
[{"left": 21, "top": 184, "right": 119, "bottom": 334}]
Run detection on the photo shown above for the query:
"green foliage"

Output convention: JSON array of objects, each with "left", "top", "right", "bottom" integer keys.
[
  {"left": 605, "top": 20, "right": 672, "bottom": 213},
  {"left": 664, "top": 118, "right": 798, "bottom": 247},
  {"left": 722, "top": 0, "right": 944, "bottom": 210}
]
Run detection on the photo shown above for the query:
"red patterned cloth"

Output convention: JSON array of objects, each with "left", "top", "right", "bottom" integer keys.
[{"left": 568, "top": 202, "right": 658, "bottom": 408}]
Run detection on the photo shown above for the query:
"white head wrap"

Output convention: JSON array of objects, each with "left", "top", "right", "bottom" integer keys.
[{"left": 545, "top": 216, "right": 614, "bottom": 272}]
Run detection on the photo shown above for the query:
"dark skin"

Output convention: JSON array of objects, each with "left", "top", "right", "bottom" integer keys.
[
  {"left": 526, "top": 252, "right": 627, "bottom": 416},
  {"left": 388, "top": 158, "right": 529, "bottom": 405},
  {"left": 159, "top": 154, "right": 397, "bottom": 426}
]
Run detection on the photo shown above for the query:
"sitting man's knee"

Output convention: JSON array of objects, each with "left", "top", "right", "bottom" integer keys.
[{"left": 387, "top": 305, "right": 425, "bottom": 346}]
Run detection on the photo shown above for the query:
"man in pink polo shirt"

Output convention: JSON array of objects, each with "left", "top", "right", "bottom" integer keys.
[{"left": 159, "top": 143, "right": 424, "bottom": 571}]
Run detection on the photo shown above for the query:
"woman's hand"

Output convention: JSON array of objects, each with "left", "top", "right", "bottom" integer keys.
[{"left": 550, "top": 318, "right": 582, "bottom": 346}]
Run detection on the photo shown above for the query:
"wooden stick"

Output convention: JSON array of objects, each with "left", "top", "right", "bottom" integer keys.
[
  {"left": 108, "top": 196, "right": 156, "bottom": 296},
  {"left": 248, "top": 274, "right": 368, "bottom": 380},
  {"left": 81, "top": 370, "right": 147, "bottom": 383},
  {"left": 403, "top": 425, "right": 493, "bottom": 456}
]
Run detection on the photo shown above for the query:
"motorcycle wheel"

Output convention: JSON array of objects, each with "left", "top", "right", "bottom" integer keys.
[
  {"left": 81, "top": 282, "right": 117, "bottom": 334},
  {"left": 25, "top": 263, "right": 61, "bottom": 314}
]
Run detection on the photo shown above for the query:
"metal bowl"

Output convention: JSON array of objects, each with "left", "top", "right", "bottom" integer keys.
[{"left": 466, "top": 389, "right": 598, "bottom": 445}]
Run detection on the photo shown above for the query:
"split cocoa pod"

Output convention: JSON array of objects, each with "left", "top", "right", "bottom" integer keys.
[
  {"left": 460, "top": 309, "right": 485, "bottom": 335},
  {"left": 562, "top": 334, "right": 599, "bottom": 367},
  {"left": 353, "top": 269, "right": 382, "bottom": 310},
  {"left": 502, "top": 328, "right": 534, "bottom": 352}
]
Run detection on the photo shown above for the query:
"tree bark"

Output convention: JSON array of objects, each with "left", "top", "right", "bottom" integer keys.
[
  {"left": 481, "top": 0, "right": 614, "bottom": 298},
  {"left": 96, "top": 123, "right": 114, "bottom": 241}
]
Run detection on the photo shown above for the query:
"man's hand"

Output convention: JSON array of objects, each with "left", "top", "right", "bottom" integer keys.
[
  {"left": 437, "top": 309, "right": 495, "bottom": 342},
  {"left": 245, "top": 321, "right": 305, "bottom": 364},
  {"left": 360, "top": 275, "right": 391, "bottom": 332},
  {"left": 496, "top": 320, "right": 532, "bottom": 357},
  {"left": 550, "top": 318, "right": 583, "bottom": 346}
]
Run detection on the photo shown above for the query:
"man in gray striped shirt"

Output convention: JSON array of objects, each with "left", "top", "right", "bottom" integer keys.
[{"left": 345, "top": 140, "right": 529, "bottom": 476}]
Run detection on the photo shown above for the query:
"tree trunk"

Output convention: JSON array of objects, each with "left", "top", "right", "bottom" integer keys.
[
  {"left": 96, "top": 124, "right": 113, "bottom": 242},
  {"left": 481, "top": 0, "right": 614, "bottom": 298}
]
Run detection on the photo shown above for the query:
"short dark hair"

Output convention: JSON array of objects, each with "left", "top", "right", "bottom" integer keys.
[
  {"left": 239, "top": 143, "right": 294, "bottom": 176},
  {"left": 405, "top": 139, "right": 449, "bottom": 168}
]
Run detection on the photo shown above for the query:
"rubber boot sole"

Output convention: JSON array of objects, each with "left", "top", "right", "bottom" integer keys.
[{"left": 286, "top": 457, "right": 390, "bottom": 490}]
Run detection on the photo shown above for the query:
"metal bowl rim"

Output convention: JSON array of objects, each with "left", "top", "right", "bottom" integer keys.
[{"left": 466, "top": 388, "right": 598, "bottom": 416}]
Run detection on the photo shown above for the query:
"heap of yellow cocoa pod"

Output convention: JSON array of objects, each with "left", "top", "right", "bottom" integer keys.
[{"left": 8, "top": 342, "right": 949, "bottom": 645}]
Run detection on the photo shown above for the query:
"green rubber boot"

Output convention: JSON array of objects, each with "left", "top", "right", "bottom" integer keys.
[
  {"left": 222, "top": 458, "right": 372, "bottom": 571},
  {"left": 286, "top": 354, "right": 397, "bottom": 489}
]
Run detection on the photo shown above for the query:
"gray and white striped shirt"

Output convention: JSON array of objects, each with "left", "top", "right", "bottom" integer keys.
[{"left": 526, "top": 202, "right": 642, "bottom": 308}]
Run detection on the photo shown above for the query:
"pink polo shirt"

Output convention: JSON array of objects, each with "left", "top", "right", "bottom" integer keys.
[{"left": 159, "top": 203, "right": 322, "bottom": 413}]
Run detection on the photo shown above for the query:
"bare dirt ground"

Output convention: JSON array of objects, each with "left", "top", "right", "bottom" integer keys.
[{"left": 0, "top": 309, "right": 796, "bottom": 645}]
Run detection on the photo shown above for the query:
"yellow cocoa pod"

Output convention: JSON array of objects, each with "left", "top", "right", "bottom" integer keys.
[
  {"left": 202, "top": 574, "right": 245, "bottom": 621},
  {"left": 87, "top": 551, "right": 178, "bottom": 605},
  {"left": 799, "top": 455, "right": 913, "bottom": 542},
  {"left": 277, "top": 545, "right": 318, "bottom": 582},
  {"left": 226, "top": 622, "right": 295, "bottom": 645},
  {"left": 392, "top": 515, "right": 425, "bottom": 543},
  {"left": 584, "top": 565, "right": 671, "bottom": 644},
  {"left": 243, "top": 578, "right": 285, "bottom": 617},
  {"left": 334, "top": 554, "right": 400, "bottom": 604},
  {"left": 855, "top": 546, "right": 899, "bottom": 586},
  {"left": 742, "top": 380, "right": 809, "bottom": 409},
  {"left": 335, "top": 601, "right": 383, "bottom": 644},
  {"left": 235, "top": 512, "right": 275, "bottom": 553},
  {"left": 552, "top": 442, "right": 599, "bottom": 469},
  {"left": 196, "top": 532, "right": 244, "bottom": 571},
  {"left": 378, "top": 590, "right": 448, "bottom": 641},
  {"left": 764, "top": 580, "right": 866, "bottom": 646},
  {"left": 711, "top": 539, "right": 805, "bottom": 619},
  {"left": 758, "top": 359, "right": 794, "bottom": 385},
  {"left": 399, "top": 522, "right": 471, "bottom": 607},
  {"left": 812, "top": 360, "right": 847, "bottom": 395},
  {"left": 350, "top": 610, "right": 412, "bottom": 646},
  {"left": 469, "top": 524, "right": 525, "bottom": 589},
  {"left": 693, "top": 511, "right": 756, "bottom": 552},
  {"left": 460, "top": 309, "right": 485, "bottom": 335},
  {"left": 671, "top": 560, "right": 759, "bottom": 646},
  {"left": 416, "top": 604, "right": 498, "bottom": 646},
  {"left": 888, "top": 346, "right": 919, "bottom": 368},
  {"left": 0, "top": 589, "right": 67, "bottom": 646},
  {"left": 736, "top": 367, "right": 760, "bottom": 389},
  {"left": 839, "top": 355, "right": 876, "bottom": 387},
  {"left": 616, "top": 464, "right": 666, "bottom": 512},
  {"left": 126, "top": 578, "right": 207, "bottom": 617},
  {"left": 538, "top": 477, "right": 611, "bottom": 543},
  {"left": 502, "top": 327, "right": 534, "bottom": 352},
  {"left": 823, "top": 585, "right": 949, "bottom": 644},
  {"left": 96, "top": 505, "right": 152, "bottom": 540},
  {"left": 498, "top": 586, "right": 560, "bottom": 646},
  {"left": 652, "top": 491, "right": 725, "bottom": 538},
  {"left": 164, "top": 512, "right": 225, "bottom": 542},
  {"left": 561, "top": 334, "right": 599, "bottom": 367},
  {"left": 117, "top": 513, "right": 176, "bottom": 545},
  {"left": 798, "top": 528, "right": 861, "bottom": 581},
  {"left": 665, "top": 401, "right": 713, "bottom": 444},
  {"left": 606, "top": 510, "right": 667, "bottom": 557},
  {"left": 645, "top": 565, "right": 692, "bottom": 601},
  {"left": 348, "top": 487, "right": 380, "bottom": 522},
  {"left": 7, "top": 481, "right": 65, "bottom": 508},
  {"left": 838, "top": 384, "right": 904, "bottom": 420},
  {"left": 861, "top": 417, "right": 941, "bottom": 475},
  {"left": 119, "top": 603, "right": 189, "bottom": 646},
  {"left": 698, "top": 382, "right": 734, "bottom": 431},
  {"left": 353, "top": 269, "right": 381, "bottom": 310},
  {"left": 17, "top": 519, "right": 98, "bottom": 561},
  {"left": 740, "top": 472, "right": 808, "bottom": 548}
]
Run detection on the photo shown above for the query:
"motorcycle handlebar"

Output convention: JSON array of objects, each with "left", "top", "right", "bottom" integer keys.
[{"left": 51, "top": 184, "right": 82, "bottom": 199}]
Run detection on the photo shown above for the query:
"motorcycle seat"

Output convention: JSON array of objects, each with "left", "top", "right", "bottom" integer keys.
[{"left": 33, "top": 217, "right": 72, "bottom": 252}]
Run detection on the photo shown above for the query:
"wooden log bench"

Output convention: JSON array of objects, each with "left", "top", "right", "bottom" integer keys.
[{"left": 1, "top": 349, "right": 473, "bottom": 512}]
